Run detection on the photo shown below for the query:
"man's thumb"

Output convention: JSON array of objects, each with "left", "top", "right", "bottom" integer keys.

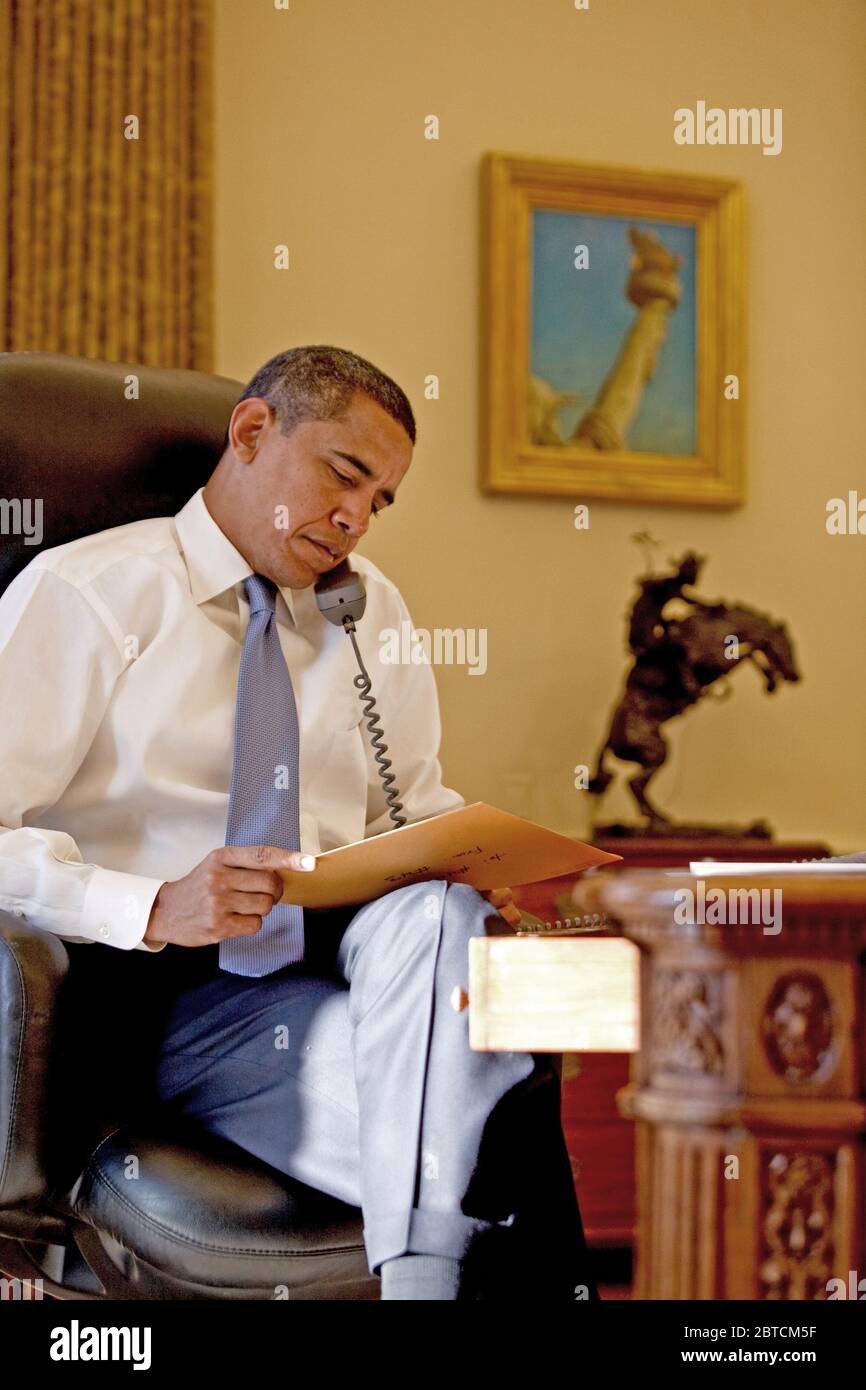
[{"left": 277, "top": 849, "right": 317, "bottom": 871}]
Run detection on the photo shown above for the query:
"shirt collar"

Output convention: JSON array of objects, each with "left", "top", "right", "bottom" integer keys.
[{"left": 174, "top": 486, "right": 298, "bottom": 625}]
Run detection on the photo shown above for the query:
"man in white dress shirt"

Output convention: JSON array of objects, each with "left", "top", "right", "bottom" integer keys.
[{"left": 0, "top": 345, "right": 596, "bottom": 1300}]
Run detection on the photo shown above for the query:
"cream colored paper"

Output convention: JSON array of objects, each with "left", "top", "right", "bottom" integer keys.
[{"left": 278, "top": 801, "right": 622, "bottom": 909}]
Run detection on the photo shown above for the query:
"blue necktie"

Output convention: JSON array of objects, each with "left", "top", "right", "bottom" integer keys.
[{"left": 218, "top": 574, "right": 305, "bottom": 976}]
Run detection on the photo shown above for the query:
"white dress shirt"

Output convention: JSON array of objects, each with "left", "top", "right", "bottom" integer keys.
[{"left": 0, "top": 487, "right": 464, "bottom": 953}]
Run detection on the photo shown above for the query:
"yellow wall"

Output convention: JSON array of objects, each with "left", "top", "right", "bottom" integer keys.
[{"left": 214, "top": 0, "right": 866, "bottom": 850}]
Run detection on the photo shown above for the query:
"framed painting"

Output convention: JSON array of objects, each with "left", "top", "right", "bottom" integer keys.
[{"left": 481, "top": 153, "right": 745, "bottom": 507}]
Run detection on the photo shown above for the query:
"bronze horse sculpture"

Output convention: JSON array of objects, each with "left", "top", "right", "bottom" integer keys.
[{"left": 588, "top": 552, "right": 800, "bottom": 827}]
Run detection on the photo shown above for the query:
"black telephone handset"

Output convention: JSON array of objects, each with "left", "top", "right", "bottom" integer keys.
[{"left": 314, "top": 560, "right": 407, "bottom": 831}]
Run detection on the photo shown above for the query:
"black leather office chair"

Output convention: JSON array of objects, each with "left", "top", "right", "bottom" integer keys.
[
  {"left": 0, "top": 352, "right": 571, "bottom": 1301},
  {"left": 0, "top": 351, "right": 391, "bottom": 1298}
]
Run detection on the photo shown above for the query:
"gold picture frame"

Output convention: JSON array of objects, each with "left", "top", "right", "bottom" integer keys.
[{"left": 481, "top": 152, "right": 746, "bottom": 507}]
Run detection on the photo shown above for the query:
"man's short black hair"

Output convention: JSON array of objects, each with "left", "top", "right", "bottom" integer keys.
[{"left": 221, "top": 345, "right": 416, "bottom": 452}]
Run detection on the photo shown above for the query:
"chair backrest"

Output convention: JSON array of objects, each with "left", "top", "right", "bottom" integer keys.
[
  {"left": 0, "top": 352, "right": 245, "bottom": 1154},
  {"left": 0, "top": 351, "right": 243, "bottom": 593}
]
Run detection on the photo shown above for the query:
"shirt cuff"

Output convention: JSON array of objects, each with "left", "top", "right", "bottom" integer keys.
[{"left": 81, "top": 867, "right": 168, "bottom": 952}]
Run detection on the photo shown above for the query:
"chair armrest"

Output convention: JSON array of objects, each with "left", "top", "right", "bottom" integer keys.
[{"left": 0, "top": 915, "right": 69, "bottom": 1208}]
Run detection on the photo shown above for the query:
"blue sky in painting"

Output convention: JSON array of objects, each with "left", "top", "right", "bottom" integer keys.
[{"left": 530, "top": 209, "right": 696, "bottom": 454}]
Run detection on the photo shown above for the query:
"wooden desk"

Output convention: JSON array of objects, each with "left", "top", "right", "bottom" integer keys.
[
  {"left": 505, "top": 843, "right": 830, "bottom": 1250},
  {"left": 582, "top": 868, "right": 866, "bottom": 1300},
  {"left": 472, "top": 865, "right": 866, "bottom": 1291}
]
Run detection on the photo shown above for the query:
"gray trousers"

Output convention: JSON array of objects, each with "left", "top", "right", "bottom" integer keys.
[{"left": 152, "top": 878, "right": 596, "bottom": 1293}]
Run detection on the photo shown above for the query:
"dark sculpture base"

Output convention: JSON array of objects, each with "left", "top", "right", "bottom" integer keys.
[
  {"left": 586, "top": 831, "right": 833, "bottom": 874},
  {"left": 595, "top": 820, "right": 773, "bottom": 841}
]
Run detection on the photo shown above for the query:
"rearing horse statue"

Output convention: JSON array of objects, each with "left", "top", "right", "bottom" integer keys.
[{"left": 588, "top": 552, "right": 800, "bottom": 826}]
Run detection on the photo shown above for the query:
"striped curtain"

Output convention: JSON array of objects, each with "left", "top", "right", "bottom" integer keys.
[{"left": 0, "top": 0, "right": 213, "bottom": 369}]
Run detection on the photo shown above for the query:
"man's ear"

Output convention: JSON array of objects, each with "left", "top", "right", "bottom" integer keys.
[{"left": 228, "top": 398, "right": 273, "bottom": 464}]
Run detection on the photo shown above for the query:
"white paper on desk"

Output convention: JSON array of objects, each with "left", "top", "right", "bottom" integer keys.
[
  {"left": 690, "top": 861, "right": 866, "bottom": 875},
  {"left": 277, "top": 801, "right": 622, "bottom": 909}
]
